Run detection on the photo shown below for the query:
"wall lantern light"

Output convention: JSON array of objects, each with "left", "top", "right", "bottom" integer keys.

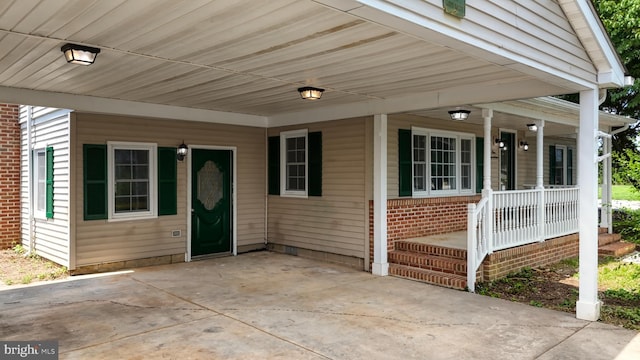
[
  {"left": 177, "top": 142, "right": 188, "bottom": 161},
  {"left": 298, "top": 86, "right": 324, "bottom": 100},
  {"left": 527, "top": 123, "right": 538, "bottom": 132},
  {"left": 495, "top": 138, "right": 505, "bottom": 149},
  {"left": 448, "top": 109, "right": 470, "bottom": 121},
  {"left": 61, "top": 43, "right": 101, "bottom": 65},
  {"left": 519, "top": 141, "right": 529, "bottom": 151}
]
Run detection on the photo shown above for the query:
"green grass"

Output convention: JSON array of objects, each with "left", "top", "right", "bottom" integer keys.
[
  {"left": 599, "top": 262, "right": 640, "bottom": 291},
  {"left": 602, "top": 185, "right": 640, "bottom": 201}
]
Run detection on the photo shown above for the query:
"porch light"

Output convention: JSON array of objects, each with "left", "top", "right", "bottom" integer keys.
[
  {"left": 448, "top": 109, "right": 470, "bottom": 121},
  {"left": 519, "top": 141, "right": 529, "bottom": 151},
  {"left": 527, "top": 123, "right": 537, "bottom": 132},
  {"left": 298, "top": 86, "right": 324, "bottom": 100},
  {"left": 177, "top": 142, "right": 188, "bottom": 161},
  {"left": 495, "top": 138, "right": 505, "bottom": 149},
  {"left": 60, "top": 43, "right": 101, "bottom": 65}
]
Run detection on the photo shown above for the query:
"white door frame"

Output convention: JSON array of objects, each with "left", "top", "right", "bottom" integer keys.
[{"left": 186, "top": 145, "right": 238, "bottom": 261}]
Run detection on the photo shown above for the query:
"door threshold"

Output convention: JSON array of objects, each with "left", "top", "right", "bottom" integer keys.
[{"left": 191, "top": 252, "right": 232, "bottom": 261}]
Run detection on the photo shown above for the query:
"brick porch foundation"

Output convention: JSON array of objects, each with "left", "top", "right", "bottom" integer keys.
[
  {"left": 481, "top": 233, "right": 579, "bottom": 282},
  {"left": 368, "top": 196, "right": 480, "bottom": 266}
]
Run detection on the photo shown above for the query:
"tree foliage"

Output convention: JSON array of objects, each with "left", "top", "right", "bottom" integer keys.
[{"left": 592, "top": 0, "right": 640, "bottom": 186}]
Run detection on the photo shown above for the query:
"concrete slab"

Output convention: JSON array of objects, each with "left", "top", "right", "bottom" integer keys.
[{"left": 0, "top": 251, "right": 638, "bottom": 359}]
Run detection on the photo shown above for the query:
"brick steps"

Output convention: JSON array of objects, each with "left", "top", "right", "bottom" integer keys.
[
  {"left": 389, "top": 263, "right": 467, "bottom": 290},
  {"left": 389, "top": 241, "right": 468, "bottom": 290},
  {"left": 388, "top": 250, "right": 466, "bottom": 276},
  {"left": 389, "top": 231, "right": 632, "bottom": 291},
  {"left": 598, "top": 232, "right": 621, "bottom": 246},
  {"left": 394, "top": 241, "right": 466, "bottom": 260},
  {"left": 599, "top": 241, "right": 637, "bottom": 257},
  {"left": 597, "top": 230, "right": 635, "bottom": 257}
]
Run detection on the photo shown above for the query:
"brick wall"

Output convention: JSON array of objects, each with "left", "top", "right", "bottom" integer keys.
[
  {"left": 481, "top": 233, "right": 579, "bottom": 281},
  {"left": 0, "top": 104, "right": 20, "bottom": 249},
  {"left": 386, "top": 196, "right": 480, "bottom": 242},
  {"left": 369, "top": 195, "right": 481, "bottom": 266}
]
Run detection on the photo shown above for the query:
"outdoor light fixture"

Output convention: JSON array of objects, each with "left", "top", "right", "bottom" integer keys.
[
  {"left": 519, "top": 141, "right": 529, "bottom": 151},
  {"left": 298, "top": 86, "right": 324, "bottom": 100},
  {"left": 60, "top": 43, "right": 101, "bottom": 65},
  {"left": 448, "top": 109, "right": 470, "bottom": 121},
  {"left": 177, "top": 142, "right": 188, "bottom": 161},
  {"left": 495, "top": 138, "right": 505, "bottom": 149},
  {"left": 527, "top": 123, "right": 538, "bottom": 132}
]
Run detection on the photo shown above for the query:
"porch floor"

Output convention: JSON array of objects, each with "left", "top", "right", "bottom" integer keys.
[{"left": 404, "top": 231, "right": 466, "bottom": 249}]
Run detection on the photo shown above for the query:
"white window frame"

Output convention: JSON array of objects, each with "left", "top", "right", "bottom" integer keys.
[
  {"left": 411, "top": 127, "right": 475, "bottom": 197},
  {"left": 107, "top": 141, "right": 157, "bottom": 221},
  {"left": 33, "top": 148, "right": 47, "bottom": 219},
  {"left": 280, "top": 129, "right": 308, "bottom": 198}
]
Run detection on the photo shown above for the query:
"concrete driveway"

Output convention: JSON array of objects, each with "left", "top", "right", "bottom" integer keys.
[{"left": 1, "top": 251, "right": 639, "bottom": 359}]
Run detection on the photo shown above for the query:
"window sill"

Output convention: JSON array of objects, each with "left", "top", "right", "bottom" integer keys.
[{"left": 108, "top": 213, "right": 158, "bottom": 222}]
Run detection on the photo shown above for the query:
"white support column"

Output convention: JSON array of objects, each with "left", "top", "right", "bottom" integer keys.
[
  {"left": 576, "top": 88, "right": 601, "bottom": 321},
  {"left": 536, "top": 120, "right": 545, "bottom": 242},
  {"left": 372, "top": 114, "right": 388, "bottom": 276},
  {"left": 482, "top": 109, "right": 494, "bottom": 254},
  {"left": 482, "top": 109, "right": 493, "bottom": 193},
  {"left": 535, "top": 120, "right": 545, "bottom": 189}
]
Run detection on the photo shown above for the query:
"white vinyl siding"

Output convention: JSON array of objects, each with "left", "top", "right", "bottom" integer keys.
[
  {"left": 268, "top": 118, "right": 368, "bottom": 260},
  {"left": 20, "top": 107, "right": 71, "bottom": 267},
  {"left": 74, "top": 113, "right": 265, "bottom": 267},
  {"left": 380, "top": 0, "right": 595, "bottom": 84}
]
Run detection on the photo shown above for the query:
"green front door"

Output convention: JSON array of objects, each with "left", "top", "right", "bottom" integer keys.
[{"left": 191, "top": 149, "right": 232, "bottom": 256}]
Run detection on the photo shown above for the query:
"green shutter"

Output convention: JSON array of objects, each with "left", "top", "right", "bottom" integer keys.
[
  {"left": 549, "top": 145, "right": 556, "bottom": 185},
  {"left": 475, "top": 137, "right": 483, "bottom": 194},
  {"left": 308, "top": 131, "right": 322, "bottom": 197},
  {"left": 45, "top": 147, "right": 54, "bottom": 219},
  {"left": 567, "top": 147, "right": 573, "bottom": 185},
  {"left": 398, "top": 129, "right": 412, "bottom": 197},
  {"left": 83, "top": 144, "right": 107, "bottom": 220},
  {"left": 158, "top": 147, "right": 177, "bottom": 215},
  {"left": 268, "top": 136, "right": 280, "bottom": 195}
]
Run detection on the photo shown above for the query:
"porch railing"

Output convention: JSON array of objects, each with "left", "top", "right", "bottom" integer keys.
[
  {"left": 467, "top": 187, "right": 579, "bottom": 292},
  {"left": 467, "top": 196, "right": 490, "bottom": 293}
]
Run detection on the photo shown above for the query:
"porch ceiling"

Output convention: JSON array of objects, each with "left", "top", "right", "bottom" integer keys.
[{"left": 0, "top": 0, "right": 586, "bottom": 125}]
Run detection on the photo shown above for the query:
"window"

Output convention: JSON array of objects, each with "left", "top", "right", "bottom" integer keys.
[
  {"left": 33, "top": 147, "right": 54, "bottom": 219},
  {"left": 400, "top": 128, "right": 475, "bottom": 197},
  {"left": 268, "top": 131, "right": 322, "bottom": 197},
  {"left": 108, "top": 142, "right": 157, "bottom": 220},
  {"left": 280, "top": 129, "right": 308, "bottom": 197},
  {"left": 83, "top": 144, "right": 177, "bottom": 221},
  {"left": 549, "top": 145, "right": 573, "bottom": 186}
]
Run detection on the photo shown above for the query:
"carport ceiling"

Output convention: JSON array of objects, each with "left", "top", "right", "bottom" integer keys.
[{"left": 0, "top": 0, "right": 576, "bottom": 118}]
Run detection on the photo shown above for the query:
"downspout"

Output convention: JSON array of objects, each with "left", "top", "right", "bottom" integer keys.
[
  {"left": 26, "top": 106, "right": 34, "bottom": 255},
  {"left": 264, "top": 127, "right": 268, "bottom": 248}
]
